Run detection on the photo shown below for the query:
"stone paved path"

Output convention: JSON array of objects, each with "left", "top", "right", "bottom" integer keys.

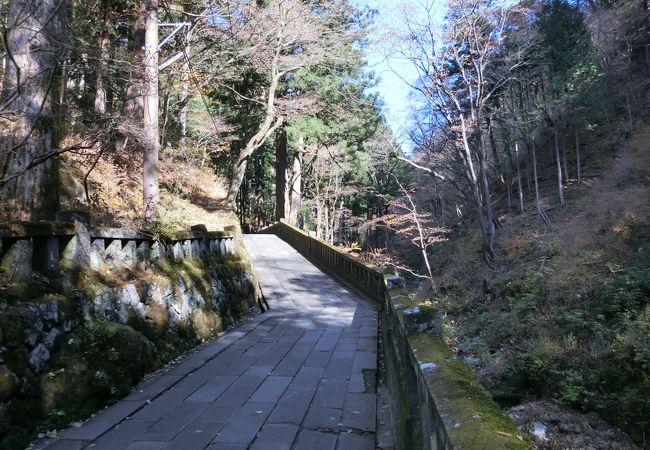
[{"left": 37, "top": 234, "right": 378, "bottom": 450}]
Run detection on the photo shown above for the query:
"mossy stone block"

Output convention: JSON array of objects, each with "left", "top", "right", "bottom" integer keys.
[{"left": 0, "top": 365, "right": 17, "bottom": 401}]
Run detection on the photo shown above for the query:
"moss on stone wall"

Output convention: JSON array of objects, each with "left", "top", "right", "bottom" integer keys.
[
  {"left": 0, "top": 247, "right": 258, "bottom": 450},
  {"left": 388, "top": 286, "right": 532, "bottom": 450},
  {"left": 41, "top": 320, "right": 158, "bottom": 427}
]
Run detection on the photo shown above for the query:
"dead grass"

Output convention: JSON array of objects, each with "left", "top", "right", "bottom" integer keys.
[{"left": 60, "top": 145, "right": 239, "bottom": 231}]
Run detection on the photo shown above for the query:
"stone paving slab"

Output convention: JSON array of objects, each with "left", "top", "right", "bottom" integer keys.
[{"left": 36, "top": 234, "right": 378, "bottom": 450}]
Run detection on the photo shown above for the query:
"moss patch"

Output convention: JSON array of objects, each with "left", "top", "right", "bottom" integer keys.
[
  {"left": 408, "top": 334, "right": 530, "bottom": 449},
  {"left": 41, "top": 320, "right": 158, "bottom": 428},
  {"left": 386, "top": 286, "right": 532, "bottom": 449}
]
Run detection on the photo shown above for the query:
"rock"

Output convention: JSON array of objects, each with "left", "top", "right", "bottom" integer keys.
[
  {"left": 416, "top": 277, "right": 436, "bottom": 301},
  {"left": 508, "top": 400, "right": 640, "bottom": 450},
  {"left": 402, "top": 305, "right": 443, "bottom": 336},
  {"left": 117, "top": 284, "right": 144, "bottom": 323},
  {"left": 93, "top": 287, "right": 116, "bottom": 320},
  {"left": 38, "top": 301, "right": 59, "bottom": 323},
  {"left": 42, "top": 328, "right": 61, "bottom": 350},
  {"left": 0, "top": 365, "right": 18, "bottom": 401},
  {"left": 559, "top": 421, "right": 581, "bottom": 434},
  {"left": 146, "top": 278, "right": 173, "bottom": 307},
  {"left": 419, "top": 362, "right": 438, "bottom": 372},
  {"left": 77, "top": 291, "right": 93, "bottom": 321},
  {"left": 28, "top": 344, "right": 50, "bottom": 373},
  {"left": 1, "top": 239, "right": 32, "bottom": 282},
  {"left": 24, "top": 319, "right": 44, "bottom": 349},
  {"left": 63, "top": 319, "right": 79, "bottom": 332},
  {"left": 89, "top": 238, "right": 107, "bottom": 271},
  {"left": 387, "top": 274, "right": 403, "bottom": 289},
  {"left": 60, "top": 221, "right": 91, "bottom": 271},
  {"left": 532, "top": 422, "right": 547, "bottom": 441},
  {"left": 209, "top": 277, "right": 227, "bottom": 309}
]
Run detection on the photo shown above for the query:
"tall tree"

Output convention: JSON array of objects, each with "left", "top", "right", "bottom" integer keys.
[
  {"left": 399, "top": 0, "right": 531, "bottom": 261},
  {"left": 0, "top": 0, "right": 66, "bottom": 220},
  {"left": 142, "top": 0, "right": 159, "bottom": 221},
  {"left": 220, "top": 0, "right": 367, "bottom": 205}
]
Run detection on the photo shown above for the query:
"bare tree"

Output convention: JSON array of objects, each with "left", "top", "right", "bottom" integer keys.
[
  {"left": 396, "top": 0, "right": 530, "bottom": 261},
  {"left": 142, "top": 0, "right": 160, "bottom": 221}
]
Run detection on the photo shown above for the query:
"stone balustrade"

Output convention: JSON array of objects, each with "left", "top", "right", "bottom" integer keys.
[
  {"left": 262, "top": 220, "right": 386, "bottom": 300},
  {"left": 0, "top": 220, "right": 236, "bottom": 283}
]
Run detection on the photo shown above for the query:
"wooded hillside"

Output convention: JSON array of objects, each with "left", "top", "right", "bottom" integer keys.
[{"left": 1, "top": 0, "right": 649, "bottom": 447}]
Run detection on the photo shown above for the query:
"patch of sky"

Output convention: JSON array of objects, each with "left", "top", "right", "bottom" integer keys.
[{"left": 351, "top": 0, "right": 447, "bottom": 152}]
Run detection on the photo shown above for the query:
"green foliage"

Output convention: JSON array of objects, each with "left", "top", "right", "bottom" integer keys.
[
  {"left": 464, "top": 262, "right": 650, "bottom": 443},
  {"left": 42, "top": 320, "right": 159, "bottom": 426},
  {"left": 536, "top": 0, "right": 607, "bottom": 127}
]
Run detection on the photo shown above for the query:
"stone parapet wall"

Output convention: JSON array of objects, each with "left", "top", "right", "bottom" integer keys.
[
  {"left": 261, "top": 220, "right": 385, "bottom": 300},
  {"left": 265, "top": 220, "right": 531, "bottom": 450},
  {"left": 0, "top": 220, "right": 236, "bottom": 284}
]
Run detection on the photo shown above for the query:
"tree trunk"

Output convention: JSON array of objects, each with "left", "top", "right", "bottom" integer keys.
[
  {"left": 324, "top": 205, "right": 329, "bottom": 242},
  {"left": 575, "top": 128, "right": 581, "bottom": 183},
  {"left": 288, "top": 148, "right": 302, "bottom": 227},
  {"left": 525, "top": 147, "right": 532, "bottom": 194},
  {"left": 275, "top": 126, "right": 288, "bottom": 222},
  {"left": 561, "top": 137, "right": 568, "bottom": 182},
  {"left": 94, "top": 0, "right": 111, "bottom": 116},
  {"left": 59, "top": 51, "right": 69, "bottom": 108},
  {"left": 289, "top": 151, "right": 302, "bottom": 227},
  {"left": 487, "top": 117, "right": 504, "bottom": 189},
  {"left": 225, "top": 44, "right": 284, "bottom": 205},
  {"left": 178, "top": 30, "right": 191, "bottom": 152},
  {"left": 554, "top": 128, "right": 565, "bottom": 207},
  {"left": 625, "top": 85, "right": 633, "bottom": 131},
  {"left": 116, "top": 5, "right": 145, "bottom": 153},
  {"left": 515, "top": 142, "right": 524, "bottom": 213},
  {"left": 504, "top": 139, "right": 515, "bottom": 211},
  {"left": 0, "top": 0, "right": 64, "bottom": 220},
  {"left": 477, "top": 126, "right": 497, "bottom": 258},
  {"left": 458, "top": 116, "right": 492, "bottom": 261},
  {"left": 142, "top": 0, "right": 160, "bottom": 221},
  {"left": 531, "top": 141, "right": 548, "bottom": 224},
  {"left": 434, "top": 176, "right": 446, "bottom": 227}
]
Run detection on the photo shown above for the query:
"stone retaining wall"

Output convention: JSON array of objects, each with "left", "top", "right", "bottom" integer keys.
[{"left": 0, "top": 219, "right": 256, "bottom": 449}]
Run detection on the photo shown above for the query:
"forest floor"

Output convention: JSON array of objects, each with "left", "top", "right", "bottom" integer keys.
[
  {"left": 60, "top": 146, "right": 239, "bottom": 233},
  {"left": 367, "top": 124, "right": 650, "bottom": 449}
]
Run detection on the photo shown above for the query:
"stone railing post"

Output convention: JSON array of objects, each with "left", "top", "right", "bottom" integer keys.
[{"left": 59, "top": 215, "right": 91, "bottom": 273}]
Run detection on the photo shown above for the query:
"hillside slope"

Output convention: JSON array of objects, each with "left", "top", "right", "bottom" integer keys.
[
  {"left": 58, "top": 145, "right": 238, "bottom": 232},
  {"left": 439, "top": 126, "right": 649, "bottom": 447},
  {"left": 378, "top": 125, "right": 650, "bottom": 448}
]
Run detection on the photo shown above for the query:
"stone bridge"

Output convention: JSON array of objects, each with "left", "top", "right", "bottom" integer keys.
[
  {"left": 30, "top": 221, "right": 521, "bottom": 450},
  {"left": 35, "top": 232, "right": 386, "bottom": 450}
]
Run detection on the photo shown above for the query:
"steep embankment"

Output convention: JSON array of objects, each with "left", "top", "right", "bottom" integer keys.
[
  {"left": 58, "top": 144, "right": 237, "bottom": 231},
  {"left": 427, "top": 127, "right": 650, "bottom": 448}
]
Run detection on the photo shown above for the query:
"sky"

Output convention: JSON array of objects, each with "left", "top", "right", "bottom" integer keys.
[{"left": 351, "top": 0, "right": 419, "bottom": 141}]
